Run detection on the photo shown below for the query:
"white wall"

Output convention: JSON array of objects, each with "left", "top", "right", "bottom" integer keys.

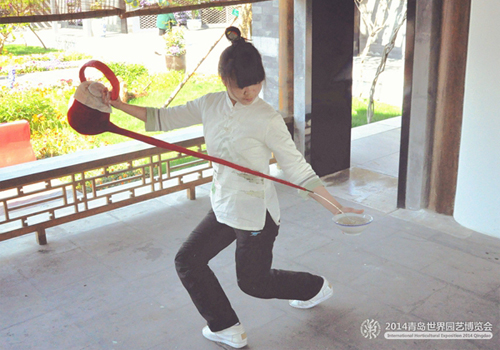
[{"left": 454, "top": 0, "right": 500, "bottom": 237}]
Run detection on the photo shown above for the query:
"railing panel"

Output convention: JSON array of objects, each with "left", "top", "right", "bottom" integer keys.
[{"left": 0, "top": 127, "right": 212, "bottom": 244}]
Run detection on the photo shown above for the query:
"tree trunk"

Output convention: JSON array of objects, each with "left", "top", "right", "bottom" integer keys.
[
  {"left": 366, "top": 10, "right": 406, "bottom": 123},
  {"left": 28, "top": 25, "right": 46, "bottom": 49}
]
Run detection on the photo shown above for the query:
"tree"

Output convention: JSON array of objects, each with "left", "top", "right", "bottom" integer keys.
[
  {"left": 0, "top": 0, "right": 46, "bottom": 53},
  {"left": 366, "top": 9, "right": 406, "bottom": 124},
  {"left": 0, "top": 3, "right": 16, "bottom": 53},
  {"left": 355, "top": 0, "right": 391, "bottom": 65},
  {"left": 354, "top": 0, "right": 406, "bottom": 123}
]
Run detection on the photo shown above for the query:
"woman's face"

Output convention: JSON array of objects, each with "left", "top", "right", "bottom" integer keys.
[{"left": 224, "top": 79, "right": 263, "bottom": 106}]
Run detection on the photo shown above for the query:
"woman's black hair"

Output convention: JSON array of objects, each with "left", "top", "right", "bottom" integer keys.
[{"left": 218, "top": 26, "right": 266, "bottom": 89}]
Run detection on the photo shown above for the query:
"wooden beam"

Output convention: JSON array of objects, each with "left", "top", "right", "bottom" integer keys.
[
  {"left": 0, "top": 9, "right": 122, "bottom": 24},
  {"left": 121, "top": 0, "right": 271, "bottom": 19},
  {"left": 0, "top": 0, "right": 272, "bottom": 24}
]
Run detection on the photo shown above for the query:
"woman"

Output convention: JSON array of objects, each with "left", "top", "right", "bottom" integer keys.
[{"left": 104, "top": 26, "right": 363, "bottom": 349}]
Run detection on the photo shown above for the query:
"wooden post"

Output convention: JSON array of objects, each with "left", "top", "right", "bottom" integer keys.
[
  {"left": 36, "top": 228, "right": 47, "bottom": 245},
  {"left": 397, "top": 0, "right": 416, "bottom": 209},
  {"left": 187, "top": 187, "right": 196, "bottom": 200},
  {"left": 428, "top": 0, "right": 471, "bottom": 215},
  {"left": 279, "top": 0, "right": 294, "bottom": 119},
  {"left": 119, "top": 0, "right": 128, "bottom": 34}
]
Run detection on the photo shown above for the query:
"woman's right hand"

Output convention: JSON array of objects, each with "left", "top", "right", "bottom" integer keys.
[
  {"left": 101, "top": 87, "right": 123, "bottom": 109},
  {"left": 101, "top": 87, "right": 148, "bottom": 122}
]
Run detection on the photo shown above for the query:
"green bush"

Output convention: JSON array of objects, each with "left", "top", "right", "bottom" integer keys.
[
  {"left": 103, "top": 61, "right": 152, "bottom": 101},
  {"left": 106, "top": 61, "right": 148, "bottom": 86},
  {"left": 0, "top": 85, "right": 65, "bottom": 132},
  {"left": 31, "top": 127, "right": 108, "bottom": 159}
]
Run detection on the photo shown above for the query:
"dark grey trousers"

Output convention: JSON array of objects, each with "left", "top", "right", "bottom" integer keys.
[{"left": 175, "top": 209, "right": 323, "bottom": 332}]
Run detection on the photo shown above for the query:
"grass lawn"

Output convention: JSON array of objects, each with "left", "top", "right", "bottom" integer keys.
[
  {"left": 2, "top": 44, "right": 59, "bottom": 56},
  {"left": 352, "top": 98, "right": 401, "bottom": 127}
]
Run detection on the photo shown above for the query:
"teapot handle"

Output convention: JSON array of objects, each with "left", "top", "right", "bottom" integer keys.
[{"left": 79, "top": 60, "right": 120, "bottom": 100}]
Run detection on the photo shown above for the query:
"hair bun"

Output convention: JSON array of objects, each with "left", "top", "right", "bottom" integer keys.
[{"left": 225, "top": 26, "right": 243, "bottom": 44}]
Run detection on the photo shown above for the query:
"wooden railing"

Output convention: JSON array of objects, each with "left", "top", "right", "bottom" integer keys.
[{"left": 0, "top": 126, "right": 213, "bottom": 245}]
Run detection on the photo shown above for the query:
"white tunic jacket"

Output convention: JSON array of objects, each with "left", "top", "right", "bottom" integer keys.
[{"left": 145, "top": 91, "right": 322, "bottom": 231}]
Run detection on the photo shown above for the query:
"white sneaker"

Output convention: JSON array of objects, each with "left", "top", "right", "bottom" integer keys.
[
  {"left": 289, "top": 277, "right": 333, "bottom": 309},
  {"left": 202, "top": 323, "right": 248, "bottom": 348}
]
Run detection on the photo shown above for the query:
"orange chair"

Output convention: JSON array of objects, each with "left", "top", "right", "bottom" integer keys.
[{"left": 0, "top": 120, "right": 37, "bottom": 168}]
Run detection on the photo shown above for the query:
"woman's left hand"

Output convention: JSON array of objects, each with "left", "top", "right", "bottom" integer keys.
[
  {"left": 310, "top": 185, "right": 364, "bottom": 215},
  {"left": 338, "top": 206, "right": 364, "bottom": 215}
]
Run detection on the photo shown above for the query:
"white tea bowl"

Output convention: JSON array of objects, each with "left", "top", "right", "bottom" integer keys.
[{"left": 333, "top": 213, "right": 373, "bottom": 235}]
